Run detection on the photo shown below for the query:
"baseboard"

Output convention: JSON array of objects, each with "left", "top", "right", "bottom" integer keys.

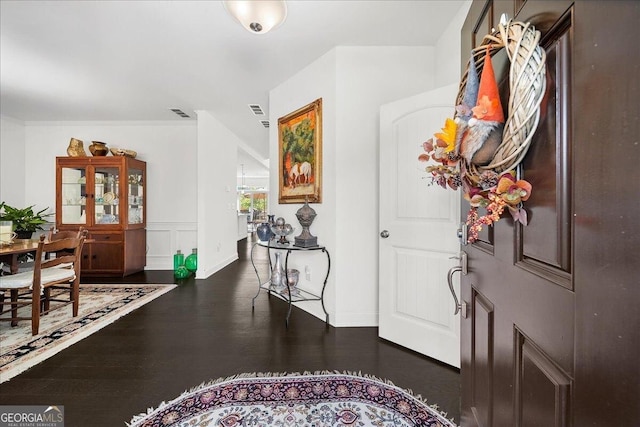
[{"left": 197, "top": 254, "right": 238, "bottom": 279}]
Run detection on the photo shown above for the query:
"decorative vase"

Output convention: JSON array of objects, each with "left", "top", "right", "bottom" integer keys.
[
  {"left": 185, "top": 248, "right": 198, "bottom": 272},
  {"left": 89, "top": 141, "right": 109, "bottom": 156},
  {"left": 286, "top": 268, "right": 300, "bottom": 289},
  {"left": 270, "top": 252, "right": 285, "bottom": 288},
  {"left": 270, "top": 223, "right": 294, "bottom": 245},
  {"left": 256, "top": 222, "right": 272, "bottom": 241},
  {"left": 174, "top": 265, "right": 190, "bottom": 279},
  {"left": 294, "top": 197, "right": 318, "bottom": 247},
  {"left": 67, "top": 138, "right": 87, "bottom": 157},
  {"left": 173, "top": 249, "right": 185, "bottom": 278}
]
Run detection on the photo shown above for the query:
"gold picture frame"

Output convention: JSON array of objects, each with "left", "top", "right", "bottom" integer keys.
[{"left": 278, "top": 98, "right": 322, "bottom": 204}]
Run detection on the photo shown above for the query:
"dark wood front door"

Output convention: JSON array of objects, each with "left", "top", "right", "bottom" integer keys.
[{"left": 459, "top": 1, "right": 639, "bottom": 426}]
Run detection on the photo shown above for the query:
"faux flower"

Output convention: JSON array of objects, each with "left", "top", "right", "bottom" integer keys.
[
  {"left": 472, "top": 95, "right": 499, "bottom": 120},
  {"left": 495, "top": 173, "right": 532, "bottom": 206},
  {"left": 434, "top": 118, "right": 457, "bottom": 153}
]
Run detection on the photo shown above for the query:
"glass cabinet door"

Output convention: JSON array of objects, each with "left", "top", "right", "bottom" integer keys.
[
  {"left": 60, "top": 166, "right": 88, "bottom": 225},
  {"left": 94, "top": 166, "right": 120, "bottom": 225},
  {"left": 127, "top": 168, "right": 144, "bottom": 225}
]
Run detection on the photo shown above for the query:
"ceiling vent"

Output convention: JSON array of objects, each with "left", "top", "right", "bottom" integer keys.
[
  {"left": 170, "top": 108, "right": 190, "bottom": 118},
  {"left": 260, "top": 120, "right": 270, "bottom": 128},
  {"left": 248, "top": 104, "right": 265, "bottom": 115}
]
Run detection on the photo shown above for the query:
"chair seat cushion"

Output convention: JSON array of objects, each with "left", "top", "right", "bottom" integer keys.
[{"left": 0, "top": 268, "right": 76, "bottom": 289}]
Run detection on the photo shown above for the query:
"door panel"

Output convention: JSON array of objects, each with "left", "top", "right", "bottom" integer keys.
[
  {"left": 515, "top": 329, "right": 571, "bottom": 427},
  {"left": 470, "top": 289, "right": 494, "bottom": 427},
  {"left": 517, "top": 11, "right": 573, "bottom": 288}
]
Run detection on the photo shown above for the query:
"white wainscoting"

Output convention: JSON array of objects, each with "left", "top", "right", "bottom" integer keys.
[{"left": 146, "top": 222, "right": 198, "bottom": 270}]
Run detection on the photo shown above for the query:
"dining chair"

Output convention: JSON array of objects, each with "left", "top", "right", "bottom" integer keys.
[
  {"left": 47, "top": 226, "right": 86, "bottom": 241},
  {"left": 0, "top": 233, "right": 86, "bottom": 335},
  {"left": 43, "top": 227, "right": 88, "bottom": 313}
]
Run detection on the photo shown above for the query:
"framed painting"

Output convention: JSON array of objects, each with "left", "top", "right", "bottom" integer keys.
[{"left": 278, "top": 98, "right": 322, "bottom": 204}]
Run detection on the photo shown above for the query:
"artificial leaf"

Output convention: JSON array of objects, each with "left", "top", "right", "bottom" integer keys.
[{"left": 434, "top": 118, "right": 457, "bottom": 153}]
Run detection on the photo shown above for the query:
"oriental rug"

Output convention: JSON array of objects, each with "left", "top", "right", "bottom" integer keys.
[
  {"left": 128, "top": 372, "right": 457, "bottom": 427},
  {"left": 0, "top": 283, "right": 176, "bottom": 383}
]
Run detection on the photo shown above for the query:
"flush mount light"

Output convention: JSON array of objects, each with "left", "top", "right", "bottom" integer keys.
[{"left": 223, "top": 1, "right": 287, "bottom": 34}]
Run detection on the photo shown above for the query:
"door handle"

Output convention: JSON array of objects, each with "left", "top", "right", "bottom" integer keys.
[
  {"left": 380, "top": 230, "right": 390, "bottom": 238},
  {"left": 447, "top": 251, "right": 468, "bottom": 317}
]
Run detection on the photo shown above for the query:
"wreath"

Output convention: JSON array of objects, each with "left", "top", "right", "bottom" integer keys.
[{"left": 419, "top": 19, "right": 546, "bottom": 243}]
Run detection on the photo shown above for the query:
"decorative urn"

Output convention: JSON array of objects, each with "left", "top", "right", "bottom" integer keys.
[{"left": 294, "top": 197, "right": 318, "bottom": 247}]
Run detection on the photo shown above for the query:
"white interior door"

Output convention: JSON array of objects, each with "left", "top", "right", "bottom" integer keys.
[{"left": 379, "top": 84, "right": 461, "bottom": 368}]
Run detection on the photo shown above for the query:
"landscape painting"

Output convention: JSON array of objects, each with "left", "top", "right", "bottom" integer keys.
[{"left": 278, "top": 98, "right": 322, "bottom": 203}]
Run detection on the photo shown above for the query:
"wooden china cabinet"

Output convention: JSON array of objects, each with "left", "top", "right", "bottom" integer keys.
[{"left": 55, "top": 156, "right": 146, "bottom": 276}]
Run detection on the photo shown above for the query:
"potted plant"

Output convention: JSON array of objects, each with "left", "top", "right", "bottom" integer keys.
[{"left": 0, "top": 202, "right": 54, "bottom": 239}]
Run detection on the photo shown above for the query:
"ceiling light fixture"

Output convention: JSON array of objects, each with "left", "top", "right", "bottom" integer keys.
[{"left": 223, "top": 1, "right": 287, "bottom": 35}]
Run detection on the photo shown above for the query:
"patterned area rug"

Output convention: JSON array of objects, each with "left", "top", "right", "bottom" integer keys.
[
  {"left": 128, "top": 372, "right": 457, "bottom": 427},
  {"left": 0, "top": 284, "right": 176, "bottom": 383}
]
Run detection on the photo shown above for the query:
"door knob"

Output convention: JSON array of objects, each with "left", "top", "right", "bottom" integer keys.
[{"left": 380, "top": 230, "right": 390, "bottom": 238}]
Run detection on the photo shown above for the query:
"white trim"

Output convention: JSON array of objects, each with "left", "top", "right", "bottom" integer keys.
[{"left": 197, "top": 254, "right": 238, "bottom": 279}]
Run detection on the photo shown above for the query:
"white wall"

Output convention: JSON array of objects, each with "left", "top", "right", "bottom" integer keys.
[
  {"left": 2, "top": 115, "right": 245, "bottom": 278},
  {"left": 195, "top": 110, "right": 240, "bottom": 278},
  {"left": 270, "top": 46, "right": 435, "bottom": 326},
  {"left": 334, "top": 46, "right": 434, "bottom": 326},
  {"left": 435, "top": 0, "right": 472, "bottom": 87},
  {"left": 0, "top": 116, "right": 26, "bottom": 207},
  {"left": 19, "top": 120, "right": 199, "bottom": 269},
  {"left": 270, "top": 49, "right": 338, "bottom": 323}
]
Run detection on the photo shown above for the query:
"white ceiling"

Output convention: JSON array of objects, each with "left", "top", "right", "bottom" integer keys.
[{"left": 1, "top": 0, "right": 467, "bottom": 176}]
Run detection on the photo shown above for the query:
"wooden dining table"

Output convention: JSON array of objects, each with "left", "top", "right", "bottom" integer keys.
[{"left": 0, "top": 239, "right": 40, "bottom": 274}]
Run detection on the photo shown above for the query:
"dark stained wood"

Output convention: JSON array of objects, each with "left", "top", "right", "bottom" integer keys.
[
  {"left": 461, "top": 1, "right": 577, "bottom": 426},
  {"left": 0, "top": 235, "right": 461, "bottom": 426},
  {"left": 571, "top": 1, "right": 640, "bottom": 426},
  {"left": 56, "top": 156, "right": 147, "bottom": 277},
  {"left": 460, "top": 1, "right": 640, "bottom": 427}
]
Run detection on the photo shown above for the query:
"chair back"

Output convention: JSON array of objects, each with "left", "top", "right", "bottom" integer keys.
[
  {"left": 32, "top": 233, "right": 86, "bottom": 295},
  {"left": 46, "top": 227, "right": 87, "bottom": 259},
  {"left": 48, "top": 226, "right": 86, "bottom": 241}
]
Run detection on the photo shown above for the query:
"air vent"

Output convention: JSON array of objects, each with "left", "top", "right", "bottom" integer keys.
[
  {"left": 248, "top": 104, "right": 265, "bottom": 115},
  {"left": 170, "top": 108, "right": 190, "bottom": 118},
  {"left": 260, "top": 120, "right": 270, "bottom": 128}
]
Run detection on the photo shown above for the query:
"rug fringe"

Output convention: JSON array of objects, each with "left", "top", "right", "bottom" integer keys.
[{"left": 127, "top": 370, "right": 455, "bottom": 426}]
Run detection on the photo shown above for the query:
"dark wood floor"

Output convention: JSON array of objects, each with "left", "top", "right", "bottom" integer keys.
[{"left": 0, "top": 234, "right": 461, "bottom": 426}]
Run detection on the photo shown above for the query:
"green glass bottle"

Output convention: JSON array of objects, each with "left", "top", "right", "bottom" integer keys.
[
  {"left": 173, "top": 250, "right": 185, "bottom": 278},
  {"left": 185, "top": 248, "right": 198, "bottom": 273}
]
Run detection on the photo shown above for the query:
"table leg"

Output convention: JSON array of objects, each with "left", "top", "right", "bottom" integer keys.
[
  {"left": 285, "top": 250, "right": 292, "bottom": 328},
  {"left": 250, "top": 242, "right": 262, "bottom": 310},
  {"left": 321, "top": 248, "right": 331, "bottom": 325}
]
